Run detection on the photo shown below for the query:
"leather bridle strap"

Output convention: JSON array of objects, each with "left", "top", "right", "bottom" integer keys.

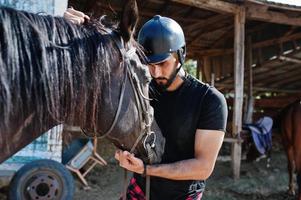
[
  {"left": 81, "top": 64, "right": 127, "bottom": 138},
  {"left": 91, "top": 30, "right": 153, "bottom": 200}
]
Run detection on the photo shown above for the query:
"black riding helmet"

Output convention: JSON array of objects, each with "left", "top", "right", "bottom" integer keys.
[{"left": 138, "top": 15, "right": 186, "bottom": 65}]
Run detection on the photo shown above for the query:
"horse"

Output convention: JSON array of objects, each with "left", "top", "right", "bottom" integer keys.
[
  {"left": 280, "top": 100, "right": 301, "bottom": 199},
  {"left": 0, "top": 0, "right": 165, "bottom": 167}
]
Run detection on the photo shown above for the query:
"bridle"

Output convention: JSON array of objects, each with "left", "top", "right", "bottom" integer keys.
[
  {"left": 107, "top": 30, "right": 155, "bottom": 200},
  {"left": 81, "top": 29, "right": 156, "bottom": 161},
  {"left": 80, "top": 29, "right": 155, "bottom": 199}
]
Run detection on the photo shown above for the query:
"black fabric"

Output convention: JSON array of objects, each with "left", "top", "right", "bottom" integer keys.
[{"left": 135, "top": 74, "right": 228, "bottom": 200}]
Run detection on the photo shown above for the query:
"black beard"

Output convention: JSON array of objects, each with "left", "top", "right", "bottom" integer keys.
[{"left": 151, "top": 64, "right": 180, "bottom": 92}]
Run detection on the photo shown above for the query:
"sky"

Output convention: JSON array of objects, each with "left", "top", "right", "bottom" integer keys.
[{"left": 268, "top": 0, "right": 301, "bottom": 6}]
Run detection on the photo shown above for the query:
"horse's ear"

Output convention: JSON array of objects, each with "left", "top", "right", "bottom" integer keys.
[{"left": 119, "top": 0, "right": 138, "bottom": 43}]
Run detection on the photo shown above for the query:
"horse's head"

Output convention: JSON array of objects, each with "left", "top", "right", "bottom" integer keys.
[
  {"left": 0, "top": 0, "right": 164, "bottom": 165},
  {"left": 81, "top": 0, "right": 165, "bottom": 164}
]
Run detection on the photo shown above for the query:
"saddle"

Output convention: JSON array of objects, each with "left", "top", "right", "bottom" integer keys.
[{"left": 243, "top": 116, "right": 273, "bottom": 155}]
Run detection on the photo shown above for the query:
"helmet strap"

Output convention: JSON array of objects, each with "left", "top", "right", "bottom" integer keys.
[{"left": 177, "top": 46, "right": 186, "bottom": 65}]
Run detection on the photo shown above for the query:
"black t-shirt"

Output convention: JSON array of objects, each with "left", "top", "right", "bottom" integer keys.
[{"left": 134, "top": 74, "right": 228, "bottom": 200}]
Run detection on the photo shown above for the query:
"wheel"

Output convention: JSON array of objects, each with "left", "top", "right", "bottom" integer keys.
[{"left": 9, "top": 159, "right": 74, "bottom": 200}]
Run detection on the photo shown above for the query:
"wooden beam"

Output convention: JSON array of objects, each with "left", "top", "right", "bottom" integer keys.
[
  {"left": 226, "top": 96, "right": 301, "bottom": 109},
  {"left": 218, "top": 48, "right": 301, "bottom": 84},
  {"left": 203, "top": 56, "right": 211, "bottom": 82},
  {"left": 212, "top": 25, "right": 234, "bottom": 48},
  {"left": 231, "top": 6, "right": 245, "bottom": 180},
  {"left": 215, "top": 83, "right": 301, "bottom": 93},
  {"left": 96, "top": 3, "right": 203, "bottom": 23},
  {"left": 186, "top": 14, "right": 226, "bottom": 32},
  {"left": 246, "top": 3, "right": 301, "bottom": 26},
  {"left": 196, "top": 32, "right": 301, "bottom": 57},
  {"left": 246, "top": 0, "right": 301, "bottom": 12},
  {"left": 188, "top": 17, "right": 233, "bottom": 46},
  {"left": 171, "top": 0, "right": 239, "bottom": 14},
  {"left": 271, "top": 71, "right": 301, "bottom": 88},
  {"left": 278, "top": 56, "right": 301, "bottom": 64},
  {"left": 196, "top": 59, "right": 202, "bottom": 80},
  {"left": 256, "top": 64, "right": 301, "bottom": 87},
  {"left": 244, "top": 36, "right": 254, "bottom": 124}
]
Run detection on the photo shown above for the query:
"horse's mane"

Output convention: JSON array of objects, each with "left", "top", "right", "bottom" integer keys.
[{"left": 0, "top": 6, "right": 138, "bottom": 128}]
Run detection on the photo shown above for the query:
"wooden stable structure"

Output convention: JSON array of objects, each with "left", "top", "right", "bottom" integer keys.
[{"left": 69, "top": 0, "right": 301, "bottom": 179}]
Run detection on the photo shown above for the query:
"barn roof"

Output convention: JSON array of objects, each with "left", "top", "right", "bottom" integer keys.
[{"left": 70, "top": 0, "right": 301, "bottom": 115}]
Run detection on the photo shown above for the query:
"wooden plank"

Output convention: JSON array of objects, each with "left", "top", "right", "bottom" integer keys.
[
  {"left": 246, "top": 0, "right": 301, "bottom": 12},
  {"left": 185, "top": 14, "right": 226, "bottom": 32},
  {"left": 246, "top": 3, "right": 301, "bottom": 26},
  {"left": 224, "top": 137, "right": 243, "bottom": 143},
  {"left": 246, "top": 51, "right": 301, "bottom": 83},
  {"left": 278, "top": 56, "right": 301, "bottom": 64},
  {"left": 212, "top": 25, "right": 234, "bottom": 48},
  {"left": 258, "top": 66, "right": 301, "bottom": 88},
  {"left": 188, "top": 16, "right": 233, "bottom": 46},
  {"left": 253, "top": 64, "right": 300, "bottom": 85},
  {"left": 196, "top": 32, "right": 301, "bottom": 57},
  {"left": 231, "top": 6, "right": 245, "bottom": 180},
  {"left": 171, "top": 0, "right": 239, "bottom": 14},
  {"left": 96, "top": 3, "right": 203, "bottom": 23},
  {"left": 226, "top": 96, "right": 300, "bottom": 109},
  {"left": 215, "top": 83, "right": 301, "bottom": 93}
]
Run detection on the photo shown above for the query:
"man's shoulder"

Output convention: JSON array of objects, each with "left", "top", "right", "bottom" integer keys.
[
  {"left": 185, "top": 75, "right": 210, "bottom": 93},
  {"left": 185, "top": 75, "right": 226, "bottom": 106}
]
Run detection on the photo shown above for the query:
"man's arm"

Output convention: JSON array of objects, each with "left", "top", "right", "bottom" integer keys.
[{"left": 115, "top": 129, "right": 224, "bottom": 180}]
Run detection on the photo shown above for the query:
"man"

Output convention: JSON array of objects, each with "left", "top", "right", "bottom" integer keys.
[{"left": 64, "top": 9, "right": 227, "bottom": 200}]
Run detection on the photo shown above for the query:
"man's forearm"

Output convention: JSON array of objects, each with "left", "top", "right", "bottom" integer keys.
[{"left": 146, "top": 158, "right": 214, "bottom": 180}]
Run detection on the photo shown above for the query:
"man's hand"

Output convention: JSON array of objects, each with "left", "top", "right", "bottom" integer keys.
[
  {"left": 63, "top": 8, "right": 90, "bottom": 25},
  {"left": 115, "top": 150, "right": 144, "bottom": 174}
]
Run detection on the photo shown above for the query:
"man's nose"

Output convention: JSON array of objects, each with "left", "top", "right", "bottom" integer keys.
[{"left": 150, "top": 65, "right": 162, "bottom": 78}]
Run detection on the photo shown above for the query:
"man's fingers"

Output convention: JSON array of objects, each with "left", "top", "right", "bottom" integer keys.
[
  {"left": 114, "top": 149, "right": 122, "bottom": 160},
  {"left": 84, "top": 15, "right": 90, "bottom": 21},
  {"left": 64, "top": 12, "right": 85, "bottom": 24},
  {"left": 64, "top": 9, "right": 89, "bottom": 24},
  {"left": 122, "top": 151, "right": 131, "bottom": 157},
  {"left": 67, "top": 8, "right": 90, "bottom": 20}
]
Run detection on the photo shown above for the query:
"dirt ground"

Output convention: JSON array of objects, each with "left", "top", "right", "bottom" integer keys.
[{"left": 0, "top": 138, "right": 297, "bottom": 200}]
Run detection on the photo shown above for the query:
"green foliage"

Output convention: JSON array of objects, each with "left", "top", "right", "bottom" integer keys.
[{"left": 183, "top": 59, "right": 197, "bottom": 78}]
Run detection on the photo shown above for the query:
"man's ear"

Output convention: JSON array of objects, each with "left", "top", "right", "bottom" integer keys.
[{"left": 119, "top": 0, "right": 138, "bottom": 43}]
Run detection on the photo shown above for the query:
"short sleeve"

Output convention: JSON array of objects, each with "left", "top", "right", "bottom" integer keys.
[{"left": 197, "top": 87, "right": 228, "bottom": 132}]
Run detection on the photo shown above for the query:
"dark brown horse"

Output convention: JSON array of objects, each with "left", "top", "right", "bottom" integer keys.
[
  {"left": 280, "top": 100, "right": 301, "bottom": 199},
  {"left": 0, "top": 0, "right": 164, "bottom": 165}
]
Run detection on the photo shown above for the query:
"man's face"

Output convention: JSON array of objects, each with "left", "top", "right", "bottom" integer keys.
[{"left": 147, "top": 55, "right": 179, "bottom": 89}]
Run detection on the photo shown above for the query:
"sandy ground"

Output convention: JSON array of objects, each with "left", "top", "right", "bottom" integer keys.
[{"left": 0, "top": 138, "right": 297, "bottom": 200}]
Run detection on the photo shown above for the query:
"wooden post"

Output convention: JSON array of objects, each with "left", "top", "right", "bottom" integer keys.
[
  {"left": 196, "top": 59, "right": 202, "bottom": 81},
  {"left": 244, "top": 36, "right": 254, "bottom": 124},
  {"left": 211, "top": 73, "right": 215, "bottom": 86},
  {"left": 231, "top": 6, "right": 245, "bottom": 180},
  {"left": 203, "top": 56, "right": 210, "bottom": 83}
]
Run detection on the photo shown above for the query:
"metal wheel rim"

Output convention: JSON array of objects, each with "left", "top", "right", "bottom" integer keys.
[{"left": 20, "top": 169, "right": 64, "bottom": 200}]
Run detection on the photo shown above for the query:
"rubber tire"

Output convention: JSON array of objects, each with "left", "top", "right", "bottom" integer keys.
[{"left": 9, "top": 159, "right": 74, "bottom": 200}]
